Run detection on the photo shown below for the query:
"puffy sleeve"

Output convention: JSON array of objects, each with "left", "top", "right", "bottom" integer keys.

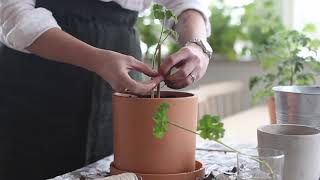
[
  {"left": 0, "top": 0, "right": 61, "bottom": 53},
  {"left": 155, "top": 0, "right": 211, "bottom": 37}
]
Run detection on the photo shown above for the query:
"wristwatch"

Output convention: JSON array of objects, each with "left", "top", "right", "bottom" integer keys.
[{"left": 185, "top": 38, "right": 213, "bottom": 60}]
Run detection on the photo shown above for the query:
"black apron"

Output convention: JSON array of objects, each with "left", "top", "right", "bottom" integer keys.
[{"left": 0, "top": 0, "right": 141, "bottom": 179}]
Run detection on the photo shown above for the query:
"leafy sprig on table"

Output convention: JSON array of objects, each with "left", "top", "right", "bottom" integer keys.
[{"left": 152, "top": 102, "right": 275, "bottom": 179}]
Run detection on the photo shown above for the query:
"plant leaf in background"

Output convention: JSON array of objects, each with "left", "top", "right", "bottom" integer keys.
[
  {"left": 240, "top": 0, "right": 285, "bottom": 58},
  {"left": 303, "top": 23, "right": 317, "bottom": 33},
  {"left": 197, "top": 115, "right": 225, "bottom": 141},
  {"left": 249, "top": 25, "right": 320, "bottom": 104},
  {"left": 208, "top": 2, "right": 241, "bottom": 61},
  {"left": 152, "top": 103, "right": 170, "bottom": 139}
]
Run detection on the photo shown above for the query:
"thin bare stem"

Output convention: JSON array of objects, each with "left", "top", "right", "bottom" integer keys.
[
  {"left": 160, "top": 33, "right": 170, "bottom": 45},
  {"left": 196, "top": 147, "right": 234, "bottom": 153},
  {"left": 156, "top": 46, "right": 161, "bottom": 98},
  {"left": 150, "top": 23, "right": 165, "bottom": 98},
  {"left": 168, "top": 121, "right": 200, "bottom": 135},
  {"left": 168, "top": 121, "right": 275, "bottom": 179}
]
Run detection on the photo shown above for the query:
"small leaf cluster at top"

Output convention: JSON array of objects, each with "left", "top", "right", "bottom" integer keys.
[{"left": 152, "top": 4, "right": 178, "bottom": 41}]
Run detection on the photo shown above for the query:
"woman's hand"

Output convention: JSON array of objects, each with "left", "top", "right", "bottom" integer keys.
[
  {"left": 159, "top": 43, "right": 209, "bottom": 89},
  {"left": 26, "top": 28, "right": 162, "bottom": 95},
  {"left": 92, "top": 49, "right": 163, "bottom": 95}
]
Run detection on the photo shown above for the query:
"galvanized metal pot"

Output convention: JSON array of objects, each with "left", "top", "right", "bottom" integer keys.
[{"left": 273, "top": 86, "right": 320, "bottom": 128}]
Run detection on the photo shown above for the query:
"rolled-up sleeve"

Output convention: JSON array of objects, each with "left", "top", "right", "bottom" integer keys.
[
  {"left": 0, "top": 0, "right": 60, "bottom": 53},
  {"left": 156, "top": 0, "right": 211, "bottom": 37}
]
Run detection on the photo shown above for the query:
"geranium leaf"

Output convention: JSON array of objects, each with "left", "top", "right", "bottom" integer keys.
[
  {"left": 197, "top": 115, "right": 225, "bottom": 140},
  {"left": 152, "top": 103, "right": 170, "bottom": 139}
]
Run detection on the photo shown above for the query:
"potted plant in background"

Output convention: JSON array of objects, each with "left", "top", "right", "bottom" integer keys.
[
  {"left": 111, "top": 4, "right": 204, "bottom": 180},
  {"left": 240, "top": 0, "right": 284, "bottom": 58},
  {"left": 249, "top": 24, "right": 320, "bottom": 123},
  {"left": 208, "top": 0, "right": 242, "bottom": 61}
]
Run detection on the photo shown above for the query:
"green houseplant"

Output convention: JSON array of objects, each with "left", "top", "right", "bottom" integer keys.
[
  {"left": 111, "top": 4, "right": 204, "bottom": 180},
  {"left": 136, "top": 6, "right": 180, "bottom": 62},
  {"left": 208, "top": 1, "right": 242, "bottom": 61},
  {"left": 249, "top": 25, "right": 320, "bottom": 123},
  {"left": 240, "top": 0, "right": 284, "bottom": 57}
]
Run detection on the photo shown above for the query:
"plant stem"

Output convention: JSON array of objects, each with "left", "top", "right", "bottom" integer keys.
[
  {"left": 160, "top": 33, "right": 170, "bottom": 45},
  {"left": 168, "top": 121, "right": 199, "bottom": 135},
  {"left": 145, "top": 47, "right": 150, "bottom": 61},
  {"left": 151, "top": 23, "right": 165, "bottom": 98},
  {"left": 290, "top": 61, "right": 294, "bottom": 85},
  {"left": 156, "top": 46, "right": 161, "bottom": 98},
  {"left": 196, "top": 147, "right": 234, "bottom": 153},
  {"left": 168, "top": 121, "right": 275, "bottom": 179}
]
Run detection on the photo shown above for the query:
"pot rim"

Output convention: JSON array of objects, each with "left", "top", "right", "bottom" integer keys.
[
  {"left": 258, "top": 124, "right": 320, "bottom": 137},
  {"left": 237, "top": 147, "right": 285, "bottom": 159},
  {"left": 272, "top": 86, "right": 320, "bottom": 95},
  {"left": 113, "top": 91, "right": 196, "bottom": 100},
  {"left": 110, "top": 160, "right": 205, "bottom": 176}
]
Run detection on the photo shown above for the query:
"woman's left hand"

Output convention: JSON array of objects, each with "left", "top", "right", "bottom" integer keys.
[{"left": 159, "top": 43, "right": 209, "bottom": 89}]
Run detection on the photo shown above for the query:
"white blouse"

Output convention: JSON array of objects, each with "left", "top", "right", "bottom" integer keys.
[{"left": 0, "top": 0, "right": 211, "bottom": 53}]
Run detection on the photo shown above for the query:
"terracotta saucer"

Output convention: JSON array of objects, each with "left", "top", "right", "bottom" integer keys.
[{"left": 110, "top": 160, "right": 205, "bottom": 180}]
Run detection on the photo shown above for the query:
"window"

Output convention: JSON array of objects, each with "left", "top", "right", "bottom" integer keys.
[{"left": 281, "top": 0, "right": 320, "bottom": 37}]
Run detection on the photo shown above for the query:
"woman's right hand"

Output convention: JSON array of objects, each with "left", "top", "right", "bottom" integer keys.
[
  {"left": 90, "top": 48, "right": 163, "bottom": 95},
  {"left": 26, "top": 28, "right": 161, "bottom": 95}
]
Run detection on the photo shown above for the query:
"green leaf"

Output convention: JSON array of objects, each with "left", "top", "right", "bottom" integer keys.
[
  {"left": 251, "top": 89, "right": 274, "bottom": 104},
  {"left": 152, "top": 4, "right": 165, "bottom": 20},
  {"left": 310, "top": 39, "right": 320, "bottom": 51},
  {"left": 163, "top": 29, "right": 179, "bottom": 41},
  {"left": 152, "top": 103, "right": 170, "bottom": 139},
  {"left": 165, "top": 9, "right": 178, "bottom": 23},
  {"left": 249, "top": 76, "right": 261, "bottom": 90},
  {"left": 163, "top": 29, "right": 171, "bottom": 35},
  {"left": 296, "top": 73, "right": 316, "bottom": 85},
  {"left": 152, "top": 4, "right": 164, "bottom": 13},
  {"left": 294, "top": 61, "right": 304, "bottom": 73},
  {"left": 197, "top": 115, "right": 225, "bottom": 141},
  {"left": 303, "top": 23, "right": 317, "bottom": 33}
]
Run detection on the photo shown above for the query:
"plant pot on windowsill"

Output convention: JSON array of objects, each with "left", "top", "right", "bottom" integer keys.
[
  {"left": 267, "top": 97, "right": 276, "bottom": 124},
  {"left": 112, "top": 91, "right": 199, "bottom": 177}
]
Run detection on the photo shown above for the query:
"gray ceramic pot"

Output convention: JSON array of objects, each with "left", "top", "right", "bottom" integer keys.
[{"left": 258, "top": 124, "right": 320, "bottom": 180}]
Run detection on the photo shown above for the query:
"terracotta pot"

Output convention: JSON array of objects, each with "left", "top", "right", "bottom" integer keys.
[
  {"left": 112, "top": 91, "right": 198, "bottom": 174},
  {"left": 267, "top": 97, "right": 276, "bottom": 124},
  {"left": 110, "top": 160, "right": 205, "bottom": 180}
]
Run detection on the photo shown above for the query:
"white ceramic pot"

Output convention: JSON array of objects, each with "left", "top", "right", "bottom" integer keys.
[{"left": 257, "top": 124, "right": 320, "bottom": 180}]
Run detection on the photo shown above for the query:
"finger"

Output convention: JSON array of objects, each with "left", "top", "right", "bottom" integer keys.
[
  {"left": 165, "top": 69, "right": 200, "bottom": 89},
  {"left": 166, "top": 58, "right": 198, "bottom": 83},
  {"left": 119, "top": 74, "right": 163, "bottom": 95},
  {"left": 129, "top": 59, "right": 158, "bottom": 77},
  {"left": 159, "top": 48, "right": 192, "bottom": 76}
]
